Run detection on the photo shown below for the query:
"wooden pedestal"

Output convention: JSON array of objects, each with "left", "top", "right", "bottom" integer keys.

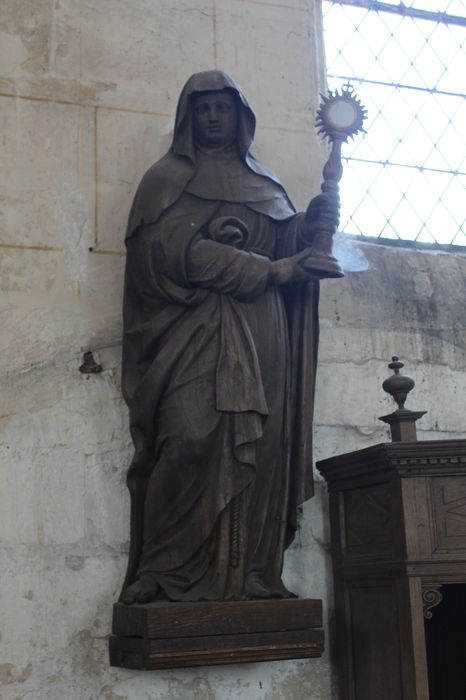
[
  {"left": 317, "top": 439, "right": 466, "bottom": 700},
  {"left": 109, "top": 598, "right": 324, "bottom": 670}
]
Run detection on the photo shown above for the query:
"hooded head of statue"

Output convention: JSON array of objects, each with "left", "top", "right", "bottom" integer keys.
[
  {"left": 125, "top": 70, "right": 295, "bottom": 239},
  {"left": 171, "top": 70, "right": 256, "bottom": 161}
]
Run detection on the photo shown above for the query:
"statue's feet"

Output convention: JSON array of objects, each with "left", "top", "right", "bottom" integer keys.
[
  {"left": 121, "top": 573, "right": 160, "bottom": 605},
  {"left": 243, "top": 573, "right": 298, "bottom": 600},
  {"left": 243, "top": 573, "right": 278, "bottom": 600},
  {"left": 272, "top": 581, "right": 298, "bottom": 599}
]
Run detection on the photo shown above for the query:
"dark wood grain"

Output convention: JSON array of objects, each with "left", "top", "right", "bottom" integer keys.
[
  {"left": 110, "top": 597, "right": 324, "bottom": 670},
  {"left": 349, "top": 585, "right": 404, "bottom": 700},
  {"left": 113, "top": 598, "right": 322, "bottom": 639},
  {"left": 110, "top": 628, "right": 324, "bottom": 670}
]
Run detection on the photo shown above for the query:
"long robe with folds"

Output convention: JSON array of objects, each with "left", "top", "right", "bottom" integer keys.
[{"left": 121, "top": 70, "right": 320, "bottom": 602}]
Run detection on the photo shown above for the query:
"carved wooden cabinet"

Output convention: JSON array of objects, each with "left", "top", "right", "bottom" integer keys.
[{"left": 317, "top": 439, "right": 466, "bottom": 700}]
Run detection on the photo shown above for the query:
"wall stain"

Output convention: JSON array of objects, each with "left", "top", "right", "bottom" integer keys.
[
  {"left": 46, "top": 672, "right": 64, "bottom": 684},
  {"left": 0, "top": 0, "right": 53, "bottom": 75},
  {"left": 65, "top": 555, "right": 85, "bottom": 571},
  {"left": 71, "top": 629, "right": 106, "bottom": 678},
  {"left": 0, "top": 0, "right": 116, "bottom": 106},
  {"left": 0, "top": 1, "right": 116, "bottom": 104},
  {"left": 166, "top": 675, "right": 216, "bottom": 699},
  {"left": 100, "top": 684, "right": 126, "bottom": 700},
  {"left": 0, "top": 662, "right": 32, "bottom": 684}
]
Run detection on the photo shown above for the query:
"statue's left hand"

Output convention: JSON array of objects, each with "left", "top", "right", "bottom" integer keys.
[{"left": 304, "top": 192, "right": 340, "bottom": 236}]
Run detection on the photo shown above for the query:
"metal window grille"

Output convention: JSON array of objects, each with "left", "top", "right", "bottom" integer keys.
[{"left": 322, "top": 0, "right": 465, "bottom": 248}]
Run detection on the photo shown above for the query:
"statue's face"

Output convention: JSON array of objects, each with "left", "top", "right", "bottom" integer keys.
[{"left": 193, "top": 91, "right": 238, "bottom": 148}]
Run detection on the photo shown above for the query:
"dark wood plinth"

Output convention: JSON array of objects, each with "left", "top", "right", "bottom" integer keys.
[{"left": 109, "top": 598, "right": 324, "bottom": 670}]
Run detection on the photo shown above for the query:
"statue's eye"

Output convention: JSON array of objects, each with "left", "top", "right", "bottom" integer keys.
[
  {"left": 216, "top": 102, "right": 231, "bottom": 113},
  {"left": 195, "top": 104, "right": 209, "bottom": 115}
]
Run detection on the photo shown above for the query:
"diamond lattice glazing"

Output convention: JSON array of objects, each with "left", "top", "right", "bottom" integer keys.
[{"left": 322, "top": 0, "right": 465, "bottom": 247}]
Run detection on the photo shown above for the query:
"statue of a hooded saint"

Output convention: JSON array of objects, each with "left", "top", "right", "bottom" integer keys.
[{"left": 120, "top": 70, "right": 340, "bottom": 605}]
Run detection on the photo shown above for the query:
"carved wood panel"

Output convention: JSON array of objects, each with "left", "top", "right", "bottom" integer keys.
[
  {"left": 431, "top": 478, "right": 466, "bottom": 554},
  {"left": 349, "top": 585, "right": 403, "bottom": 700},
  {"left": 343, "top": 484, "right": 393, "bottom": 559}
]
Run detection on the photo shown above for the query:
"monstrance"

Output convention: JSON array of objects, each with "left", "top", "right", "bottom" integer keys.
[{"left": 304, "top": 82, "right": 367, "bottom": 277}]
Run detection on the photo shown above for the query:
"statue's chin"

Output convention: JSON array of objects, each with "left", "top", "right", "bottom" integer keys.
[{"left": 195, "top": 134, "right": 236, "bottom": 150}]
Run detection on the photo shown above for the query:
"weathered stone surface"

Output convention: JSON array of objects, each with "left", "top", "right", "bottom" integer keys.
[
  {"left": 0, "top": 247, "right": 60, "bottom": 295},
  {"left": 96, "top": 108, "right": 172, "bottom": 253},
  {"left": 316, "top": 242, "right": 466, "bottom": 435},
  {"left": 0, "top": 0, "right": 55, "bottom": 79},
  {"left": 74, "top": 0, "right": 215, "bottom": 113},
  {"left": 0, "top": 0, "right": 215, "bottom": 113},
  {"left": 0, "top": 546, "right": 125, "bottom": 699},
  {"left": 0, "top": 96, "right": 95, "bottom": 250},
  {"left": 0, "top": 250, "right": 125, "bottom": 373},
  {"left": 315, "top": 358, "right": 466, "bottom": 433},
  {"left": 321, "top": 243, "right": 466, "bottom": 363},
  {"left": 216, "top": 0, "right": 321, "bottom": 131}
]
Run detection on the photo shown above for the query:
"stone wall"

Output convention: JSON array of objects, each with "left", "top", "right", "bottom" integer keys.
[{"left": 1, "top": 1, "right": 465, "bottom": 699}]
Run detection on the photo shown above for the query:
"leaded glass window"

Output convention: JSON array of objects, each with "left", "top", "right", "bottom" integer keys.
[{"left": 322, "top": 0, "right": 465, "bottom": 248}]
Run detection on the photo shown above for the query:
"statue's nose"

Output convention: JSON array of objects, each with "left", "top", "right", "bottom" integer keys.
[{"left": 208, "top": 106, "right": 219, "bottom": 121}]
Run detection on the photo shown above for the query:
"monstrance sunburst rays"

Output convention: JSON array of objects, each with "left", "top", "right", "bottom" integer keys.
[{"left": 316, "top": 82, "right": 367, "bottom": 143}]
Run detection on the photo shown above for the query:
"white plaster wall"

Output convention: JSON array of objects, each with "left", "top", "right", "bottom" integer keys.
[{"left": 1, "top": 1, "right": 465, "bottom": 699}]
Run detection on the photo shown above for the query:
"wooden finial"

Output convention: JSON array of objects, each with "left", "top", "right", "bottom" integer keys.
[
  {"left": 382, "top": 356, "right": 415, "bottom": 409},
  {"left": 379, "top": 356, "right": 426, "bottom": 442}
]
